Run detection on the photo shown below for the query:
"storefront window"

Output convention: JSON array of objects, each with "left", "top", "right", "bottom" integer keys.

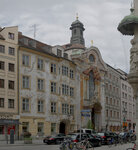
[{"left": 0, "top": 125, "right": 4, "bottom": 134}]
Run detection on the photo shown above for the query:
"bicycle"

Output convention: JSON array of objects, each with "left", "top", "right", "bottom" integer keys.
[
  {"left": 107, "top": 137, "right": 117, "bottom": 148},
  {"left": 75, "top": 138, "right": 94, "bottom": 150},
  {"left": 59, "top": 138, "right": 74, "bottom": 150}
]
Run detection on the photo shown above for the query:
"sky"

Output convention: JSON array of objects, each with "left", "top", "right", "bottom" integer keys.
[{"left": 0, "top": 0, "right": 133, "bottom": 73}]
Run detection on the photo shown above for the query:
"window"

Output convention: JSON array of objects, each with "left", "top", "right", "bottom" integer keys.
[
  {"left": 0, "top": 98, "right": 4, "bottom": 108},
  {"left": 62, "top": 66, "right": 68, "bottom": 76},
  {"left": 110, "top": 85, "right": 112, "bottom": 91},
  {"left": 110, "top": 98, "right": 112, "bottom": 105},
  {"left": 0, "top": 61, "right": 4, "bottom": 70},
  {"left": 89, "top": 55, "right": 95, "bottom": 62},
  {"left": 9, "top": 63, "right": 14, "bottom": 72},
  {"left": 8, "top": 80, "right": 14, "bottom": 89},
  {"left": 62, "top": 104, "right": 69, "bottom": 114},
  {"left": 0, "top": 45, "right": 5, "bottom": 53},
  {"left": 106, "top": 110, "right": 108, "bottom": 117},
  {"left": 37, "top": 58, "right": 44, "bottom": 70},
  {"left": 22, "top": 76, "right": 30, "bottom": 89},
  {"left": 38, "top": 122, "right": 44, "bottom": 134},
  {"left": 110, "top": 110, "right": 112, "bottom": 117},
  {"left": 51, "top": 123, "right": 56, "bottom": 134},
  {"left": 117, "top": 112, "right": 119, "bottom": 118},
  {"left": 105, "top": 83, "right": 108, "bottom": 89},
  {"left": 22, "top": 98, "right": 29, "bottom": 111},
  {"left": 57, "top": 49, "right": 62, "bottom": 57},
  {"left": 51, "top": 102, "right": 56, "bottom": 113},
  {"left": 70, "top": 69, "right": 74, "bottom": 79},
  {"left": 0, "top": 79, "right": 4, "bottom": 88},
  {"left": 114, "top": 111, "right": 116, "bottom": 118},
  {"left": 8, "top": 47, "right": 15, "bottom": 55},
  {"left": 51, "top": 82, "right": 56, "bottom": 94},
  {"left": 8, "top": 99, "right": 14, "bottom": 108},
  {"left": 51, "top": 63, "right": 56, "bottom": 73},
  {"left": 70, "top": 87, "right": 74, "bottom": 97},
  {"left": 22, "top": 122, "right": 29, "bottom": 133},
  {"left": 38, "top": 79, "right": 44, "bottom": 91},
  {"left": 0, "top": 125, "right": 4, "bottom": 134},
  {"left": 114, "top": 99, "right": 116, "bottom": 105},
  {"left": 8, "top": 32, "right": 14, "bottom": 40},
  {"left": 38, "top": 100, "right": 44, "bottom": 113},
  {"left": 62, "top": 84, "right": 69, "bottom": 95},
  {"left": 22, "top": 54, "right": 29, "bottom": 66},
  {"left": 70, "top": 105, "right": 74, "bottom": 116},
  {"left": 106, "top": 97, "right": 108, "bottom": 104},
  {"left": 117, "top": 100, "right": 119, "bottom": 106}
]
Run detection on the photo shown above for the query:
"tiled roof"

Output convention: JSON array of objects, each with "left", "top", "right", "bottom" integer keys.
[
  {"left": 0, "top": 34, "right": 5, "bottom": 40},
  {"left": 18, "top": 33, "right": 52, "bottom": 55}
]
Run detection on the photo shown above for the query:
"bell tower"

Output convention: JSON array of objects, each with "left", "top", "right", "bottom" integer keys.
[{"left": 70, "top": 14, "right": 85, "bottom": 46}]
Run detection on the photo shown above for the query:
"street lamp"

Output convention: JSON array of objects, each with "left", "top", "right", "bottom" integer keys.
[{"left": 122, "top": 107, "right": 127, "bottom": 131}]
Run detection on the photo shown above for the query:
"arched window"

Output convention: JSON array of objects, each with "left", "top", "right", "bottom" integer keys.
[
  {"left": 89, "top": 71, "right": 95, "bottom": 99},
  {"left": 89, "top": 55, "right": 95, "bottom": 62}
]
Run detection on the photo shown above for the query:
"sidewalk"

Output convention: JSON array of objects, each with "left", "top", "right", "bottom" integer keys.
[{"left": 0, "top": 139, "right": 44, "bottom": 147}]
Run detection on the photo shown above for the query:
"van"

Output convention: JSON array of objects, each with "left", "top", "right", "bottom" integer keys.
[{"left": 77, "top": 128, "right": 95, "bottom": 134}]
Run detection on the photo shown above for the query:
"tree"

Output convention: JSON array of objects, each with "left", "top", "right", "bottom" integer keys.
[{"left": 87, "top": 120, "right": 94, "bottom": 129}]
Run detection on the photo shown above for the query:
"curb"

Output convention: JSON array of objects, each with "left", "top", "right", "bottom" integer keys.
[{"left": 0, "top": 143, "right": 45, "bottom": 147}]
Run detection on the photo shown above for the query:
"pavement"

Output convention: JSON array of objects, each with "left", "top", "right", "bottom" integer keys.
[{"left": 0, "top": 139, "right": 44, "bottom": 147}]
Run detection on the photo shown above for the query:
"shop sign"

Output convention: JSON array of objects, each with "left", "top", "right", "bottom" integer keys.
[{"left": 0, "top": 115, "right": 13, "bottom": 120}]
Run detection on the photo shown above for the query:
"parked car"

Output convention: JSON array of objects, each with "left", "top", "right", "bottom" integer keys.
[
  {"left": 76, "top": 128, "right": 96, "bottom": 134},
  {"left": 43, "top": 133, "right": 65, "bottom": 144},
  {"left": 97, "top": 132, "right": 115, "bottom": 144},
  {"left": 66, "top": 133, "right": 102, "bottom": 147}
]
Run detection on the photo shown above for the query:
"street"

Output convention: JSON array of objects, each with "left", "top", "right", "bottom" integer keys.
[{"left": 0, "top": 143, "right": 134, "bottom": 150}]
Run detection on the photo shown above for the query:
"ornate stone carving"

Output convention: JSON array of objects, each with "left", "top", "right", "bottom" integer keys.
[{"left": 130, "top": 44, "right": 138, "bottom": 73}]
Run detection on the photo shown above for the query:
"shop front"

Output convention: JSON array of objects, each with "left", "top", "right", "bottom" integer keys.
[{"left": 0, "top": 119, "right": 19, "bottom": 141}]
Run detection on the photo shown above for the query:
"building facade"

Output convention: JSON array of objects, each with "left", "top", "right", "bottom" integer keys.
[
  {"left": 117, "top": 69, "right": 136, "bottom": 131},
  {"left": 0, "top": 26, "right": 19, "bottom": 140},
  {"left": 18, "top": 33, "right": 80, "bottom": 138},
  {"left": 104, "top": 65, "right": 121, "bottom": 131}
]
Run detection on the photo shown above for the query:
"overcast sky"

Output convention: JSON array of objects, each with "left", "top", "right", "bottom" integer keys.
[{"left": 0, "top": 0, "right": 132, "bottom": 72}]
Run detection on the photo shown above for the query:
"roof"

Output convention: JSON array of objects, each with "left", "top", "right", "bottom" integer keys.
[
  {"left": 118, "top": 8, "right": 138, "bottom": 35},
  {"left": 72, "top": 19, "right": 83, "bottom": 25},
  {"left": 18, "top": 33, "right": 52, "bottom": 54},
  {"left": 0, "top": 34, "right": 5, "bottom": 40},
  {"left": 19, "top": 33, "right": 76, "bottom": 65},
  {"left": 62, "top": 43, "right": 85, "bottom": 51}
]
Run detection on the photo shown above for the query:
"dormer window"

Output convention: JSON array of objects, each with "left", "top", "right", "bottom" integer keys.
[
  {"left": 89, "top": 54, "right": 95, "bottom": 62},
  {"left": 57, "top": 49, "right": 62, "bottom": 57},
  {"left": 8, "top": 32, "right": 14, "bottom": 40}
]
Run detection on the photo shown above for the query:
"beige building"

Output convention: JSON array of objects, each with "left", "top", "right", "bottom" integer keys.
[
  {"left": 18, "top": 33, "right": 80, "bottom": 138},
  {"left": 0, "top": 26, "right": 19, "bottom": 140}
]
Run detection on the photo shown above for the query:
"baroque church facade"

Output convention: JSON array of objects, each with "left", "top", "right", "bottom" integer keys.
[{"left": 0, "top": 17, "right": 136, "bottom": 140}]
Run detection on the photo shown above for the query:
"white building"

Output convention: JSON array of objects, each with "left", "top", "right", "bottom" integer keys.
[{"left": 117, "top": 69, "right": 136, "bottom": 131}]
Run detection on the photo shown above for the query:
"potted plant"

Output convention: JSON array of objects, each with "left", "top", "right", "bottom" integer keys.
[{"left": 23, "top": 132, "right": 32, "bottom": 144}]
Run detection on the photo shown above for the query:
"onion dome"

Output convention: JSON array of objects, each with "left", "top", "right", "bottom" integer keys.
[{"left": 118, "top": 8, "right": 138, "bottom": 35}]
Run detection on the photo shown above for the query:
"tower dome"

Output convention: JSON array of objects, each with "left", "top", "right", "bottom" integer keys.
[
  {"left": 70, "top": 15, "right": 85, "bottom": 46},
  {"left": 118, "top": 8, "right": 138, "bottom": 35}
]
